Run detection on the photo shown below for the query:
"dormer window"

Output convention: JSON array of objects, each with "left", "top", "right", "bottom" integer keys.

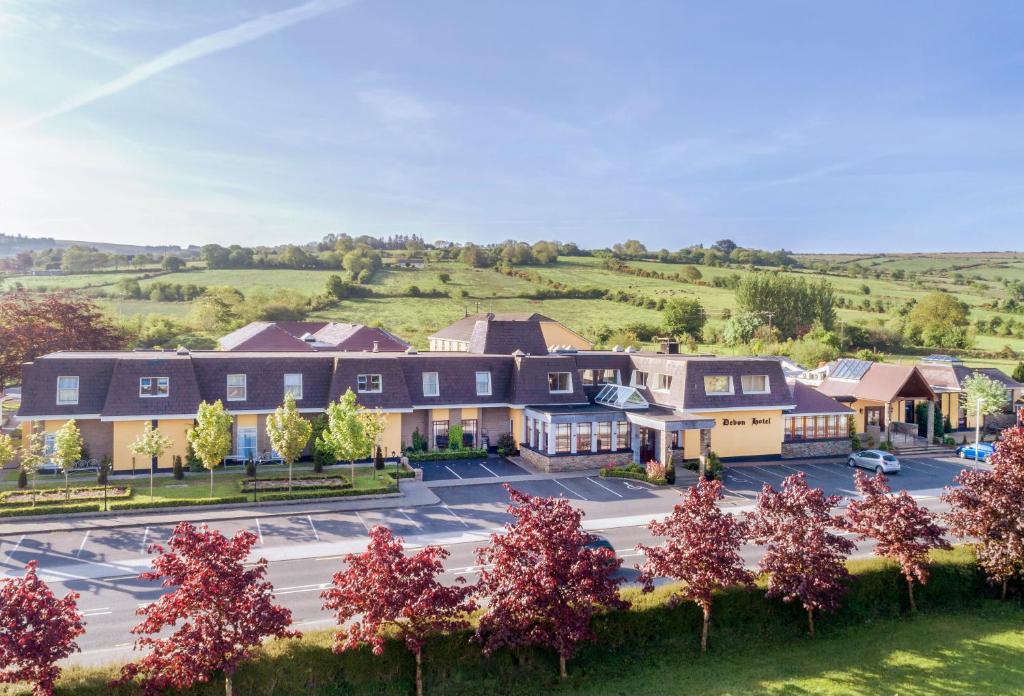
[
  {"left": 358, "top": 374, "right": 382, "bottom": 393},
  {"left": 423, "top": 372, "right": 439, "bottom": 397},
  {"left": 548, "top": 372, "right": 572, "bottom": 393},
  {"left": 630, "top": 370, "right": 648, "bottom": 387},
  {"left": 475, "top": 371, "right": 492, "bottom": 396},
  {"left": 653, "top": 373, "right": 672, "bottom": 392},
  {"left": 57, "top": 376, "right": 79, "bottom": 405},
  {"left": 226, "top": 374, "right": 247, "bottom": 401},
  {"left": 140, "top": 377, "right": 169, "bottom": 398},
  {"left": 741, "top": 374, "right": 770, "bottom": 394},
  {"left": 703, "top": 375, "right": 734, "bottom": 396},
  {"left": 284, "top": 373, "right": 303, "bottom": 400}
]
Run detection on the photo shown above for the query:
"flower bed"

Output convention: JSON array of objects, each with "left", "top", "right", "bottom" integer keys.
[
  {"left": 0, "top": 486, "right": 131, "bottom": 507},
  {"left": 406, "top": 447, "right": 488, "bottom": 462},
  {"left": 240, "top": 476, "right": 351, "bottom": 493},
  {"left": 599, "top": 463, "right": 667, "bottom": 485}
]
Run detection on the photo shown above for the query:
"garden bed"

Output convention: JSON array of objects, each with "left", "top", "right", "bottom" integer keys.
[
  {"left": 0, "top": 486, "right": 131, "bottom": 507},
  {"left": 406, "top": 447, "right": 488, "bottom": 462},
  {"left": 239, "top": 476, "right": 351, "bottom": 493},
  {"left": 599, "top": 463, "right": 668, "bottom": 485}
]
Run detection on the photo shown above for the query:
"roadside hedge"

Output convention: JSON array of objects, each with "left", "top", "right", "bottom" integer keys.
[
  {"left": 0, "top": 487, "right": 132, "bottom": 508},
  {"left": 0, "top": 502, "right": 103, "bottom": 518},
  {"left": 600, "top": 467, "right": 667, "bottom": 485},
  {"left": 12, "top": 548, "right": 995, "bottom": 696},
  {"left": 256, "top": 485, "right": 395, "bottom": 503},
  {"left": 406, "top": 448, "right": 488, "bottom": 462},
  {"left": 106, "top": 496, "right": 250, "bottom": 511}
]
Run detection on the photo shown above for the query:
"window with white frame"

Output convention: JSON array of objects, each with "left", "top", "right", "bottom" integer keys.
[
  {"left": 703, "top": 375, "right": 734, "bottom": 395},
  {"left": 357, "top": 374, "right": 382, "bottom": 393},
  {"left": 475, "top": 371, "right": 492, "bottom": 396},
  {"left": 139, "top": 377, "right": 169, "bottom": 398},
  {"left": 654, "top": 373, "right": 673, "bottom": 391},
  {"left": 548, "top": 372, "right": 572, "bottom": 393},
  {"left": 740, "top": 374, "right": 770, "bottom": 394},
  {"left": 630, "top": 370, "right": 648, "bottom": 387},
  {"left": 284, "top": 373, "right": 303, "bottom": 399},
  {"left": 422, "top": 371, "right": 439, "bottom": 397},
  {"left": 56, "top": 376, "right": 79, "bottom": 405},
  {"left": 226, "top": 373, "right": 247, "bottom": 401}
]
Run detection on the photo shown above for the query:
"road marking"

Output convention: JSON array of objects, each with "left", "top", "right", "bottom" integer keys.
[
  {"left": 587, "top": 477, "right": 623, "bottom": 498},
  {"left": 139, "top": 527, "right": 150, "bottom": 555},
  {"left": 307, "top": 515, "right": 320, "bottom": 542},
  {"left": 255, "top": 519, "right": 265, "bottom": 546},
  {"left": 479, "top": 463, "right": 499, "bottom": 477},
  {"left": 82, "top": 609, "right": 113, "bottom": 617},
  {"left": 355, "top": 511, "right": 370, "bottom": 532},
  {"left": 295, "top": 618, "right": 336, "bottom": 628},
  {"left": 275, "top": 582, "right": 329, "bottom": 596},
  {"left": 554, "top": 479, "right": 588, "bottom": 500},
  {"left": 753, "top": 466, "right": 787, "bottom": 480},
  {"left": 399, "top": 509, "right": 423, "bottom": 530},
  {"left": 444, "top": 465, "right": 463, "bottom": 480},
  {"left": 441, "top": 503, "right": 470, "bottom": 528},
  {"left": 2, "top": 535, "right": 24, "bottom": 565},
  {"left": 75, "top": 531, "right": 90, "bottom": 557}
]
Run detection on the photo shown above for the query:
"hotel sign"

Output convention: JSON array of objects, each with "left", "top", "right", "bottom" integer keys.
[{"left": 722, "top": 417, "right": 772, "bottom": 427}]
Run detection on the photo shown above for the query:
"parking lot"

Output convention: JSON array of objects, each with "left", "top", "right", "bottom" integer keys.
[{"left": 409, "top": 456, "right": 529, "bottom": 481}]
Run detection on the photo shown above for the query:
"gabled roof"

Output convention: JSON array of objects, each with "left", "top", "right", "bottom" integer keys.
[
  {"left": 466, "top": 319, "right": 550, "bottom": 355},
  {"left": 218, "top": 321, "right": 408, "bottom": 352},
  {"left": 953, "top": 366, "right": 1024, "bottom": 391},
  {"left": 429, "top": 313, "right": 550, "bottom": 342},
  {"left": 101, "top": 355, "right": 202, "bottom": 417},
  {"left": 819, "top": 362, "right": 935, "bottom": 403},
  {"left": 789, "top": 381, "right": 854, "bottom": 415}
]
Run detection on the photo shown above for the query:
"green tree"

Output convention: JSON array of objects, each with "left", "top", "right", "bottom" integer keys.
[
  {"left": 52, "top": 420, "right": 83, "bottom": 501},
  {"left": 723, "top": 312, "right": 764, "bottom": 346},
  {"left": 906, "top": 292, "right": 971, "bottom": 349},
  {"left": 962, "top": 373, "right": 1010, "bottom": 422},
  {"left": 161, "top": 255, "right": 186, "bottom": 272},
  {"left": 735, "top": 273, "right": 836, "bottom": 339},
  {"left": 662, "top": 297, "right": 706, "bottom": 340},
  {"left": 129, "top": 421, "right": 174, "bottom": 500},
  {"left": 266, "top": 394, "right": 313, "bottom": 492},
  {"left": 187, "top": 401, "right": 234, "bottom": 497},
  {"left": 1013, "top": 362, "right": 1024, "bottom": 383},
  {"left": 0, "top": 433, "right": 13, "bottom": 471},
  {"left": 18, "top": 429, "right": 46, "bottom": 503},
  {"left": 321, "top": 389, "right": 372, "bottom": 481}
]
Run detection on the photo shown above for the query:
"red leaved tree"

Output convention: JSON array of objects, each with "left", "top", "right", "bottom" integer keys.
[
  {"left": 114, "top": 522, "right": 299, "bottom": 696},
  {"left": 0, "top": 561, "right": 84, "bottom": 696},
  {"left": 321, "top": 525, "right": 474, "bottom": 696},
  {"left": 474, "top": 485, "right": 629, "bottom": 679},
  {"left": 637, "top": 478, "right": 753, "bottom": 654},
  {"left": 943, "top": 425, "right": 1024, "bottom": 599},
  {"left": 845, "top": 471, "right": 950, "bottom": 611},
  {"left": 0, "top": 291, "right": 128, "bottom": 384},
  {"left": 745, "top": 472, "right": 854, "bottom": 637}
]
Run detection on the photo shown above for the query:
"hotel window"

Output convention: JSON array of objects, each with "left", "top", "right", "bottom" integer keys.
[
  {"left": 740, "top": 374, "right": 770, "bottom": 394},
  {"left": 461, "top": 419, "right": 478, "bottom": 447},
  {"left": 654, "top": 373, "right": 672, "bottom": 392},
  {"left": 236, "top": 427, "right": 257, "bottom": 460},
  {"left": 139, "top": 377, "right": 169, "bottom": 398},
  {"left": 816, "top": 416, "right": 827, "bottom": 439},
  {"left": 828, "top": 416, "right": 841, "bottom": 438},
  {"left": 357, "top": 374, "right": 382, "bottom": 393},
  {"left": 432, "top": 420, "right": 449, "bottom": 447},
  {"left": 422, "top": 372, "right": 439, "bottom": 397},
  {"left": 703, "top": 375, "right": 733, "bottom": 395},
  {"left": 284, "top": 373, "right": 303, "bottom": 400},
  {"left": 555, "top": 424, "right": 571, "bottom": 453},
  {"left": 671, "top": 431, "right": 682, "bottom": 449},
  {"left": 226, "top": 374, "right": 246, "bottom": 401},
  {"left": 631, "top": 370, "right": 648, "bottom": 387},
  {"left": 56, "top": 376, "right": 79, "bottom": 405},
  {"left": 475, "top": 371, "right": 492, "bottom": 396},
  {"left": 794, "top": 416, "right": 804, "bottom": 440},
  {"left": 596, "top": 422, "right": 612, "bottom": 451},
  {"left": 548, "top": 372, "right": 572, "bottom": 393},
  {"left": 576, "top": 423, "right": 592, "bottom": 452},
  {"left": 615, "top": 422, "right": 629, "bottom": 450},
  {"left": 581, "top": 369, "right": 619, "bottom": 386}
]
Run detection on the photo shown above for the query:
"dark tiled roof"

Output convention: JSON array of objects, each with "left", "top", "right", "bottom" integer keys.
[
  {"left": 328, "top": 355, "right": 413, "bottom": 409},
  {"left": 429, "top": 313, "right": 550, "bottom": 341},
  {"left": 466, "top": 320, "right": 550, "bottom": 355},
  {"left": 789, "top": 382, "right": 854, "bottom": 415},
  {"left": 100, "top": 356, "right": 202, "bottom": 417},
  {"left": 17, "top": 358, "right": 116, "bottom": 417},
  {"left": 510, "top": 355, "right": 587, "bottom": 405},
  {"left": 680, "top": 358, "right": 794, "bottom": 410},
  {"left": 312, "top": 324, "right": 409, "bottom": 352},
  {"left": 218, "top": 321, "right": 408, "bottom": 352},
  {"left": 192, "top": 356, "right": 335, "bottom": 410},
  {"left": 954, "top": 366, "right": 1024, "bottom": 390},
  {"left": 398, "top": 354, "right": 515, "bottom": 406}
]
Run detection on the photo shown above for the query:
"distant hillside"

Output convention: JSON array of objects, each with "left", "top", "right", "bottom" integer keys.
[{"left": 0, "top": 233, "right": 194, "bottom": 258}]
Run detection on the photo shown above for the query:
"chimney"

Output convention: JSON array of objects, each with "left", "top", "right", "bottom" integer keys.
[
  {"left": 372, "top": 341, "right": 379, "bottom": 353},
  {"left": 657, "top": 337, "right": 679, "bottom": 354}
]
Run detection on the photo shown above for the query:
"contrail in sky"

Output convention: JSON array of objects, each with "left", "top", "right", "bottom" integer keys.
[{"left": 10, "top": 0, "right": 355, "bottom": 131}]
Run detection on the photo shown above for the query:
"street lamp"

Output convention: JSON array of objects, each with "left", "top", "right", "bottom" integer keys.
[
  {"left": 974, "top": 397, "right": 984, "bottom": 468},
  {"left": 392, "top": 450, "right": 399, "bottom": 492}
]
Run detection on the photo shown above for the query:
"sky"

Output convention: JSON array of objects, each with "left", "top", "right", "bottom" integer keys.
[{"left": 1, "top": 1, "right": 1023, "bottom": 252}]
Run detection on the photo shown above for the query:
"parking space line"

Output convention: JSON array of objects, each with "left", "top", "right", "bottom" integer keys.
[
  {"left": 479, "top": 463, "right": 499, "bottom": 477},
  {"left": 441, "top": 503, "right": 470, "bottom": 528},
  {"left": 444, "top": 465, "right": 463, "bottom": 480},
  {"left": 355, "top": 511, "right": 370, "bottom": 532},
  {"left": 1, "top": 535, "right": 25, "bottom": 566},
  {"left": 554, "top": 479, "right": 588, "bottom": 501},
  {"left": 75, "top": 531, "right": 90, "bottom": 557},
  {"left": 255, "top": 519, "right": 265, "bottom": 546},
  {"left": 753, "top": 466, "right": 787, "bottom": 480},
  {"left": 587, "top": 477, "right": 623, "bottom": 498},
  {"left": 721, "top": 485, "right": 752, "bottom": 500},
  {"left": 307, "top": 515, "right": 319, "bottom": 542},
  {"left": 139, "top": 527, "right": 150, "bottom": 556},
  {"left": 400, "top": 509, "right": 423, "bottom": 530}
]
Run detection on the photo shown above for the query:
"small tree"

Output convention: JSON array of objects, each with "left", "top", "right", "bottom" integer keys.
[
  {"left": 266, "top": 393, "right": 312, "bottom": 492},
  {"left": 745, "top": 472, "right": 854, "bottom": 637},
  {"left": 187, "top": 400, "right": 233, "bottom": 498},
  {"left": 0, "top": 432, "right": 14, "bottom": 472},
  {"left": 637, "top": 479, "right": 752, "bottom": 654},
  {"left": 474, "top": 485, "right": 629, "bottom": 678},
  {"left": 51, "top": 419, "right": 83, "bottom": 501},
  {"left": 0, "top": 561, "right": 84, "bottom": 696},
  {"left": 320, "top": 389, "right": 372, "bottom": 482},
  {"left": 962, "top": 373, "right": 1010, "bottom": 422},
  {"left": 943, "top": 425, "right": 1024, "bottom": 599},
  {"left": 114, "top": 522, "right": 298, "bottom": 696},
  {"left": 129, "top": 421, "right": 173, "bottom": 501},
  {"left": 373, "top": 445, "right": 385, "bottom": 478},
  {"left": 662, "top": 296, "right": 706, "bottom": 340},
  {"left": 171, "top": 455, "right": 184, "bottom": 481},
  {"left": 322, "top": 526, "right": 474, "bottom": 696},
  {"left": 845, "top": 471, "right": 951, "bottom": 611},
  {"left": 447, "top": 423, "right": 463, "bottom": 451},
  {"left": 18, "top": 430, "right": 46, "bottom": 505}
]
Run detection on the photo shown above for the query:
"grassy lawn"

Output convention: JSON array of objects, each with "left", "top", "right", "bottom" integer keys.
[{"left": 546, "top": 607, "right": 1024, "bottom": 696}]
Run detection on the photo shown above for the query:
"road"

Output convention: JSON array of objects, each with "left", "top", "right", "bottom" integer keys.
[{"left": 0, "top": 454, "right": 981, "bottom": 667}]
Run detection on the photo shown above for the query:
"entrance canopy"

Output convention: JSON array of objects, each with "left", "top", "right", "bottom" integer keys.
[{"left": 594, "top": 384, "right": 648, "bottom": 410}]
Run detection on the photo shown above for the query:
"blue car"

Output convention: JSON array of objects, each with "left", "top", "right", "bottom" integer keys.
[{"left": 956, "top": 442, "right": 996, "bottom": 462}]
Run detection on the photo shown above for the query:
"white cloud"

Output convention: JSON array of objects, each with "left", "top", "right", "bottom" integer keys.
[{"left": 356, "top": 87, "right": 434, "bottom": 122}]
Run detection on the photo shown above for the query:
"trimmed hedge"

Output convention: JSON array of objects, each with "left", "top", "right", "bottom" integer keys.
[
  {"left": 0, "top": 487, "right": 132, "bottom": 508},
  {"left": 0, "top": 502, "right": 103, "bottom": 517},
  {"left": 599, "top": 467, "right": 667, "bottom": 485},
  {"left": 256, "top": 485, "right": 395, "bottom": 503},
  {"left": 107, "top": 496, "right": 249, "bottom": 511},
  {"left": 406, "top": 448, "right": 488, "bottom": 462},
  {"left": 20, "top": 548, "right": 997, "bottom": 696}
]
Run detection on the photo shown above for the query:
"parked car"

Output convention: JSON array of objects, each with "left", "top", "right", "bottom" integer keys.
[
  {"left": 955, "top": 442, "right": 996, "bottom": 462},
  {"left": 847, "top": 450, "right": 901, "bottom": 474}
]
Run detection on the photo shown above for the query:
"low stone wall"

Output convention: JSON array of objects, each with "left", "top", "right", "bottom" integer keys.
[
  {"left": 781, "top": 438, "right": 851, "bottom": 459},
  {"left": 520, "top": 447, "right": 632, "bottom": 473}
]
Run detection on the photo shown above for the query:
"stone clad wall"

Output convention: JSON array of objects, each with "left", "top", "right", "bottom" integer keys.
[
  {"left": 781, "top": 438, "right": 851, "bottom": 459},
  {"left": 520, "top": 447, "right": 632, "bottom": 473}
]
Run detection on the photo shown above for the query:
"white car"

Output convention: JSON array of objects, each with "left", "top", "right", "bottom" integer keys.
[{"left": 847, "top": 449, "right": 901, "bottom": 474}]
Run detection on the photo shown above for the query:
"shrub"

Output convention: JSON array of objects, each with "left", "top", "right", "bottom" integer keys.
[
  {"left": 246, "top": 458, "right": 257, "bottom": 478},
  {"left": 16, "top": 468, "right": 27, "bottom": 489},
  {"left": 448, "top": 424, "right": 464, "bottom": 451},
  {"left": 410, "top": 428, "right": 428, "bottom": 452},
  {"left": 704, "top": 452, "right": 723, "bottom": 481},
  {"left": 645, "top": 460, "right": 666, "bottom": 480},
  {"left": 943, "top": 436, "right": 956, "bottom": 446},
  {"left": 496, "top": 432, "right": 517, "bottom": 455},
  {"left": 0, "top": 502, "right": 102, "bottom": 517},
  {"left": 97, "top": 457, "right": 110, "bottom": 485},
  {"left": 172, "top": 454, "right": 185, "bottom": 480},
  {"left": 407, "top": 448, "right": 487, "bottom": 462},
  {"left": 664, "top": 452, "right": 675, "bottom": 485}
]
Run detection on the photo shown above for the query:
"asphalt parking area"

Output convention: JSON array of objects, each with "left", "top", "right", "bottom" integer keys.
[
  {"left": 721, "top": 455, "right": 982, "bottom": 503},
  {"left": 411, "top": 456, "right": 528, "bottom": 482},
  {"left": 433, "top": 474, "right": 664, "bottom": 506}
]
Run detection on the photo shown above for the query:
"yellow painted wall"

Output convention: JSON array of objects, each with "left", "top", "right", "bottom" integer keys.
[
  {"left": 539, "top": 322, "right": 592, "bottom": 350},
  {"left": 683, "top": 429, "right": 700, "bottom": 457},
  {"left": 379, "top": 413, "right": 403, "bottom": 457},
  {"left": 689, "top": 409, "right": 785, "bottom": 459},
  {"left": 112, "top": 420, "right": 148, "bottom": 471},
  {"left": 430, "top": 408, "right": 450, "bottom": 422},
  {"left": 848, "top": 398, "right": 887, "bottom": 432},
  {"left": 510, "top": 407, "right": 524, "bottom": 447},
  {"left": 156, "top": 419, "right": 192, "bottom": 469},
  {"left": 461, "top": 407, "right": 479, "bottom": 421},
  {"left": 236, "top": 414, "right": 258, "bottom": 428}
]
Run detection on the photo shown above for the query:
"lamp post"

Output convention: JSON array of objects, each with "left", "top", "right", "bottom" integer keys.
[
  {"left": 974, "top": 397, "right": 983, "bottom": 468},
  {"left": 392, "top": 450, "right": 399, "bottom": 492}
]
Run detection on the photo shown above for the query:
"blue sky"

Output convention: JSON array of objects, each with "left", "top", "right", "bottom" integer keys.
[{"left": 2, "top": 1, "right": 1022, "bottom": 252}]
